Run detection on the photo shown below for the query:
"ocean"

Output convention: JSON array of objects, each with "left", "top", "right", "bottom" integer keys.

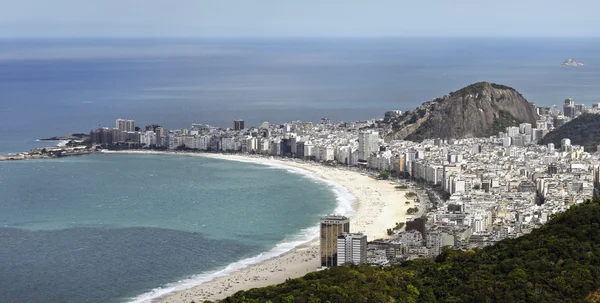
[
  {"left": 0, "top": 153, "right": 343, "bottom": 303},
  {"left": 2, "top": 38, "right": 600, "bottom": 154},
  {"left": 1, "top": 37, "right": 600, "bottom": 302}
]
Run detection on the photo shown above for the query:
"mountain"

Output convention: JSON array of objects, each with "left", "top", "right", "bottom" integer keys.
[
  {"left": 386, "top": 82, "right": 539, "bottom": 142},
  {"left": 540, "top": 113, "right": 600, "bottom": 151},
  {"left": 208, "top": 198, "right": 600, "bottom": 303}
]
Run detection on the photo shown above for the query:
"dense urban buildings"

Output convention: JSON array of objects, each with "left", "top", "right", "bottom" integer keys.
[{"left": 86, "top": 98, "right": 600, "bottom": 266}]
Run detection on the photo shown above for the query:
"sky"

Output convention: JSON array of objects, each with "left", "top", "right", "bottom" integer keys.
[{"left": 1, "top": 0, "right": 599, "bottom": 38}]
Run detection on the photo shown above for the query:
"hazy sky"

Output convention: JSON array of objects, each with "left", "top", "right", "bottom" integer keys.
[{"left": 1, "top": 0, "right": 599, "bottom": 38}]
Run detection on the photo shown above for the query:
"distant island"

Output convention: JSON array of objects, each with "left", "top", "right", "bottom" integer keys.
[{"left": 562, "top": 58, "right": 584, "bottom": 67}]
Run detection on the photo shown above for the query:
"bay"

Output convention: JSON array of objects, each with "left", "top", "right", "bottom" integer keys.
[{"left": 0, "top": 153, "right": 337, "bottom": 303}]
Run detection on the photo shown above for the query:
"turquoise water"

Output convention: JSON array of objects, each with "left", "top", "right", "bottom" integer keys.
[{"left": 0, "top": 154, "right": 338, "bottom": 302}]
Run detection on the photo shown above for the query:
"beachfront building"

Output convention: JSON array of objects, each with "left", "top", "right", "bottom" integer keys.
[
  {"left": 116, "top": 118, "right": 135, "bottom": 132},
  {"left": 358, "top": 131, "right": 380, "bottom": 162},
  {"left": 320, "top": 215, "right": 350, "bottom": 268},
  {"left": 337, "top": 233, "right": 367, "bottom": 266},
  {"left": 140, "top": 131, "right": 156, "bottom": 147}
]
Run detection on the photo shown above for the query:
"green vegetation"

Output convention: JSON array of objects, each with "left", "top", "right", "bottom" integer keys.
[
  {"left": 405, "top": 192, "right": 417, "bottom": 198},
  {"left": 102, "top": 143, "right": 144, "bottom": 150},
  {"left": 209, "top": 198, "right": 600, "bottom": 303},
  {"left": 406, "top": 207, "right": 419, "bottom": 215},
  {"left": 490, "top": 83, "right": 513, "bottom": 90},
  {"left": 489, "top": 110, "right": 523, "bottom": 136},
  {"left": 395, "top": 185, "right": 408, "bottom": 190},
  {"left": 378, "top": 170, "right": 390, "bottom": 180},
  {"left": 449, "top": 81, "right": 490, "bottom": 99},
  {"left": 540, "top": 113, "right": 600, "bottom": 152},
  {"left": 404, "top": 119, "right": 434, "bottom": 142},
  {"left": 386, "top": 222, "right": 406, "bottom": 236},
  {"left": 407, "top": 113, "right": 419, "bottom": 124},
  {"left": 393, "top": 222, "right": 405, "bottom": 231},
  {"left": 449, "top": 82, "right": 512, "bottom": 99}
]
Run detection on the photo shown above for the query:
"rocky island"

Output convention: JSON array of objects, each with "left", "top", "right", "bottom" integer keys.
[{"left": 562, "top": 58, "right": 584, "bottom": 66}]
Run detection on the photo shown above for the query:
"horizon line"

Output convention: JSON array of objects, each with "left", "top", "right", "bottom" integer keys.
[{"left": 1, "top": 35, "right": 600, "bottom": 40}]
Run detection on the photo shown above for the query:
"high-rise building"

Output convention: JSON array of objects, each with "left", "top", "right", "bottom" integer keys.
[
  {"left": 155, "top": 127, "right": 166, "bottom": 147},
  {"left": 336, "top": 233, "right": 367, "bottom": 266},
  {"left": 320, "top": 215, "right": 350, "bottom": 268},
  {"left": 561, "top": 138, "right": 572, "bottom": 152},
  {"left": 519, "top": 123, "right": 532, "bottom": 135},
  {"left": 426, "top": 231, "right": 443, "bottom": 257},
  {"left": 90, "top": 128, "right": 119, "bottom": 145},
  {"left": 116, "top": 119, "right": 135, "bottom": 132},
  {"left": 358, "top": 131, "right": 379, "bottom": 162},
  {"left": 505, "top": 126, "right": 520, "bottom": 138},
  {"left": 233, "top": 120, "right": 245, "bottom": 130},
  {"left": 145, "top": 124, "right": 161, "bottom": 132},
  {"left": 563, "top": 98, "right": 575, "bottom": 118},
  {"left": 140, "top": 131, "right": 157, "bottom": 146}
]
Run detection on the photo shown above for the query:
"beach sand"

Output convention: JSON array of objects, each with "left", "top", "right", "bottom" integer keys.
[{"left": 106, "top": 151, "right": 412, "bottom": 303}]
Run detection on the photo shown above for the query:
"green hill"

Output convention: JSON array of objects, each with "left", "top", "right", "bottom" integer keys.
[
  {"left": 205, "top": 198, "right": 600, "bottom": 303},
  {"left": 540, "top": 113, "right": 600, "bottom": 152}
]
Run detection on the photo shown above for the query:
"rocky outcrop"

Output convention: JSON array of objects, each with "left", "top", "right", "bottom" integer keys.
[
  {"left": 562, "top": 59, "right": 584, "bottom": 66},
  {"left": 386, "top": 82, "right": 539, "bottom": 141}
]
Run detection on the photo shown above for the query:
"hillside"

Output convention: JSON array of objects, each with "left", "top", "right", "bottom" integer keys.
[
  {"left": 386, "top": 82, "right": 539, "bottom": 142},
  {"left": 540, "top": 113, "right": 600, "bottom": 152},
  {"left": 208, "top": 198, "right": 600, "bottom": 303}
]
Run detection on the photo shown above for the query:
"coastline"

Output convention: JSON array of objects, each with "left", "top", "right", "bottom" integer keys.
[{"left": 105, "top": 150, "right": 413, "bottom": 303}]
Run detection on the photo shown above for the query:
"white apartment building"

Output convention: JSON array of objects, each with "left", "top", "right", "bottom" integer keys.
[
  {"left": 358, "top": 131, "right": 379, "bottom": 162},
  {"left": 116, "top": 118, "right": 135, "bottom": 132},
  {"left": 336, "top": 233, "right": 367, "bottom": 266},
  {"left": 140, "top": 131, "right": 156, "bottom": 146}
]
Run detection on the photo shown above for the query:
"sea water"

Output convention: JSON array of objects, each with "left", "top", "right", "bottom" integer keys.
[
  {"left": 2, "top": 37, "right": 600, "bottom": 302},
  {"left": 0, "top": 153, "right": 340, "bottom": 302},
  {"left": 2, "top": 38, "right": 600, "bottom": 154}
]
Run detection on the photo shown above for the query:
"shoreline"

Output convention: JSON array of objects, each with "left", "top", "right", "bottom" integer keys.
[{"left": 103, "top": 150, "right": 413, "bottom": 303}]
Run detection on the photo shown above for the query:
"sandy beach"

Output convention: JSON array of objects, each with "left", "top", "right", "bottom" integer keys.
[{"left": 106, "top": 151, "right": 412, "bottom": 303}]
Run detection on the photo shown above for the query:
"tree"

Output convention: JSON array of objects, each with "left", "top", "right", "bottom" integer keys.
[{"left": 220, "top": 198, "right": 600, "bottom": 303}]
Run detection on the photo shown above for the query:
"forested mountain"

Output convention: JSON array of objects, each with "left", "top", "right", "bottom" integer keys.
[
  {"left": 540, "top": 113, "right": 600, "bottom": 152},
  {"left": 208, "top": 198, "right": 600, "bottom": 303}
]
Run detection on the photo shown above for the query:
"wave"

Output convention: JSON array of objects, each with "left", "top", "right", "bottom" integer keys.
[
  {"left": 127, "top": 155, "right": 356, "bottom": 303},
  {"left": 56, "top": 140, "right": 70, "bottom": 147}
]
